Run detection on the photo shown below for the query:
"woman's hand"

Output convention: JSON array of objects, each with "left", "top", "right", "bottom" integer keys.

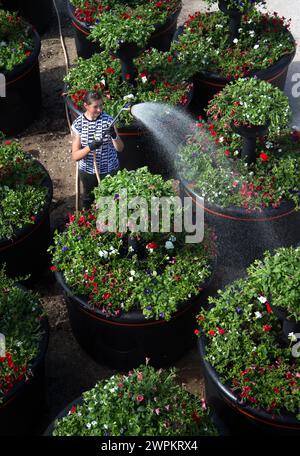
[{"left": 71, "top": 133, "right": 91, "bottom": 161}]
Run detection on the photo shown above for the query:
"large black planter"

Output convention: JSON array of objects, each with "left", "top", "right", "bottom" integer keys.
[
  {"left": 0, "top": 317, "right": 49, "bottom": 436},
  {"left": 67, "top": 0, "right": 181, "bottom": 59},
  {"left": 0, "top": 27, "right": 42, "bottom": 136},
  {"left": 181, "top": 178, "right": 300, "bottom": 270},
  {"left": 65, "top": 92, "right": 193, "bottom": 178},
  {"left": 1, "top": 0, "right": 52, "bottom": 34},
  {"left": 0, "top": 161, "right": 53, "bottom": 280},
  {"left": 55, "top": 269, "right": 213, "bottom": 371},
  {"left": 198, "top": 336, "right": 300, "bottom": 435}
]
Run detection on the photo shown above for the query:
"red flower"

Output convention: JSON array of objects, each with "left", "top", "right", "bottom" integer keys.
[
  {"left": 191, "top": 410, "right": 201, "bottom": 423},
  {"left": 50, "top": 265, "right": 57, "bottom": 272},
  {"left": 218, "top": 328, "right": 225, "bottom": 335},
  {"left": 197, "top": 315, "right": 205, "bottom": 321},
  {"left": 265, "top": 302, "right": 273, "bottom": 314},
  {"left": 31, "top": 215, "right": 36, "bottom": 222},
  {"left": 105, "top": 67, "right": 115, "bottom": 74},
  {"left": 224, "top": 149, "right": 231, "bottom": 156},
  {"left": 273, "top": 387, "right": 280, "bottom": 394},
  {"left": 103, "top": 292, "right": 112, "bottom": 300},
  {"left": 167, "top": 55, "right": 173, "bottom": 63},
  {"left": 146, "top": 243, "right": 158, "bottom": 249},
  {"left": 208, "top": 330, "right": 216, "bottom": 336},
  {"left": 262, "top": 324, "right": 272, "bottom": 332},
  {"left": 4, "top": 140, "right": 11, "bottom": 145},
  {"left": 136, "top": 395, "right": 144, "bottom": 402},
  {"left": 194, "top": 329, "right": 200, "bottom": 336},
  {"left": 125, "top": 73, "right": 131, "bottom": 80},
  {"left": 70, "top": 405, "right": 77, "bottom": 413},
  {"left": 259, "top": 152, "right": 269, "bottom": 161},
  {"left": 25, "top": 51, "right": 31, "bottom": 57}
]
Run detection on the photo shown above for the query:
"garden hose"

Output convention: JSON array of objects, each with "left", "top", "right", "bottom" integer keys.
[{"left": 52, "top": 0, "right": 80, "bottom": 213}]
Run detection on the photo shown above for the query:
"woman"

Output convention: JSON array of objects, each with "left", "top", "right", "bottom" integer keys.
[{"left": 71, "top": 91, "right": 124, "bottom": 209}]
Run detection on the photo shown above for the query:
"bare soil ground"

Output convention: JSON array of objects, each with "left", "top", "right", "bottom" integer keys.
[{"left": 10, "top": 0, "right": 209, "bottom": 432}]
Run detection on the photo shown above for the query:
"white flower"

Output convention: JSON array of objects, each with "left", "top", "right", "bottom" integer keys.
[
  {"left": 165, "top": 241, "right": 174, "bottom": 250},
  {"left": 100, "top": 78, "right": 106, "bottom": 87},
  {"left": 141, "top": 76, "right": 147, "bottom": 83},
  {"left": 91, "top": 420, "right": 97, "bottom": 426},
  {"left": 257, "top": 295, "right": 267, "bottom": 304},
  {"left": 86, "top": 423, "right": 92, "bottom": 429},
  {"left": 99, "top": 250, "right": 108, "bottom": 258},
  {"left": 253, "top": 44, "right": 259, "bottom": 49},
  {"left": 169, "top": 235, "right": 176, "bottom": 242},
  {"left": 219, "top": 136, "right": 224, "bottom": 143},
  {"left": 128, "top": 245, "right": 134, "bottom": 252},
  {"left": 288, "top": 332, "right": 297, "bottom": 342},
  {"left": 130, "top": 270, "right": 136, "bottom": 276},
  {"left": 233, "top": 38, "right": 239, "bottom": 44},
  {"left": 0, "top": 41, "right": 6, "bottom": 47},
  {"left": 255, "top": 311, "right": 262, "bottom": 319},
  {"left": 152, "top": 271, "right": 157, "bottom": 277},
  {"left": 249, "top": 30, "right": 255, "bottom": 37},
  {"left": 123, "top": 93, "right": 135, "bottom": 100},
  {"left": 129, "top": 277, "right": 134, "bottom": 282}
]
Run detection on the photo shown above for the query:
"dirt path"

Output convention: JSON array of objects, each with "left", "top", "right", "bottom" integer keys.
[{"left": 10, "top": 0, "right": 208, "bottom": 431}]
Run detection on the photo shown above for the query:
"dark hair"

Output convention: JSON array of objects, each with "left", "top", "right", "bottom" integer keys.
[{"left": 83, "top": 91, "right": 103, "bottom": 105}]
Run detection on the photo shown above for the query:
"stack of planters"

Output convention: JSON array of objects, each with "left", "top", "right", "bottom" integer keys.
[
  {"left": 0, "top": 0, "right": 52, "bottom": 34},
  {"left": 0, "top": 136, "right": 53, "bottom": 279},
  {"left": 0, "top": 9, "right": 42, "bottom": 136},
  {"left": 50, "top": 167, "right": 215, "bottom": 371},
  {"left": 67, "top": 0, "right": 182, "bottom": 59},
  {"left": 0, "top": 268, "right": 49, "bottom": 436},
  {"left": 178, "top": 77, "right": 300, "bottom": 269},
  {"left": 195, "top": 246, "right": 300, "bottom": 435},
  {"left": 172, "top": 0, "right": 296, "bottom": 113},
  {"left": 64, "top": 48, "right": 193, "bottom": 175},
  {"left": 46, "top": 362, "right": 218, "bottom": 436}
]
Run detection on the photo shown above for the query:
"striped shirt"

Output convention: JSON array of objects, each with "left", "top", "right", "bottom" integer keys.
[{"left": 71, "top": 112, "right": 120, "bottom": 175}]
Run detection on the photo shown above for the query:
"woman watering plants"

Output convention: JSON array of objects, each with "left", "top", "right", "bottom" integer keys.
[{"left": 71, "top": 91, "right": 124, "bottom": 209}]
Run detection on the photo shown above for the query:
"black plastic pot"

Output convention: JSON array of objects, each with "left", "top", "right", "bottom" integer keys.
[
  {"left": 0, "top": 317, "right": 49, "bottom": 436},
  {"left": 1, "top": 0, "right": 52, "bottom": 34},
  {"left": 270, "top": 303, "right": 300, "bottom": 343},
  {"left": 198, "top": 336, "right": 300, "bottom": 435},
  {"left": 65, "top": 91, "right": 193, "bottom": 177},
  {"left": 181, "top": 178, "right": 300, "bottom": 270},
  {"left": 55, "top": 268, "right": 213, "bottom": 371},
  {"left": 0, "top": 161, "right": 53, "bottom": 280},
  {"left": 67, "top": 0, "right": 181, "bottom": 59},
  {"left": 0, "top": 27, "right": 42, "bottom": 136}
]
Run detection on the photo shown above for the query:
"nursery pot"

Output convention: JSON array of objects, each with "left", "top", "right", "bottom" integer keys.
[
  {"left": 65, "top": 88, "right": 193, "bottom": 177},
  {"left": 198, "top": 336, "right": 300, "bottom": 435},
  {"left": 1, "top": 0, "right": 53, "bottom": 34},
  {"left": 67, "top": 0, "right": 181, "bottom": 59},
  {"left": 180, "top": 178, "right": 300, "bottom": 272},
  {"left": 0, "top": 161, "right": 53, "bottom": 280},
  {"left": 0, "top": 317, "right": 49, "bottom": 436},
  {"left": 232, "top": 123, "right": 269, "bottom": 165},
  {"left": 0, "top": 27, "right": 42, "bottom": 136},
  {"left": 55, "top": 269, "right": 213, "bottom": 371}
]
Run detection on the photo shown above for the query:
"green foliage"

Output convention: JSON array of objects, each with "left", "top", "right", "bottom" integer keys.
[
  {"left": 70, "top": 0, "right": 180, "bottom": 53},
  {"left": 53, "top": 363, "right": 218, "bottom": 436},
  {"left": 64, "top": 50, "right": 192, "bottom": 126},
  {"left": 172, "top": 10, "right": 295, "bottom": 79},
  {"left": 195, "top": 246, "right": 300, "bottom": 419},
  {"left": 0, "top": 10, "right": 34, "bottom": 71},
  {"left": 0, "top": 267, "right": 45, "bottom": 401},
  {"left": 0, "top": 140, "right": 48, "bottom": 240}
]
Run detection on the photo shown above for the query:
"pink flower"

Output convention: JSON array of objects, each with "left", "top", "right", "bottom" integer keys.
[
  {"left": 137, "top": 395, "right": 144, "bottom": 402},
  {"left": 154, "top": 408, "right": 160, "bottom": 415}
]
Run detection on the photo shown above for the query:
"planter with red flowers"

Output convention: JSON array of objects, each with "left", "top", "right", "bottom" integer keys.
[
  {"left": 49, "top": 167, "right": 215, "bottom": 371},
  {"left": 67, "top": 0, "right": 181, "bottom": 59},
  {"left": 195, "top": 246, "right": 300, "bottom": 435},
  {"left": 177, "top": 78, "right": 300, "bottom": 269},
  {"left": 0, "top": 0, "right": 52, "bottom": 34},
  {"left": 64, "top": 49, "right": 193, "bottom": 176},
  {"left": 0, "top": 10, "right": 42, "bottom": 136},
  {"left": 171, "top": 1, "right": 296, "bottom": 113},
  {"left": 45, "top": 362, "right": 218, "bottom": 436},
  {"left": 0, "top": 269, "right": 49, "bottom": 436},
  {"left": 0, "top": 138, "right": 53, "bottom": 279}
]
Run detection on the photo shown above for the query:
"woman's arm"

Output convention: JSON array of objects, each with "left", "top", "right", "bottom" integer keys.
[
  {"left": 111, "top": 126, "right": 124, "bottom": 153},
  {"left": 71, "top": 133, "right": 91, "bottom": 161}
]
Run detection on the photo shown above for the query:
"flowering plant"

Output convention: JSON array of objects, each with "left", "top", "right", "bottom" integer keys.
[
  {"left": 0, "top": 267, "right": 46, "bottom": 402},
  {"left": 205, "top": 0, "right": 266, "bottom": 12},
  {"left": 195, "top": 246, "right": 300, "bottom": 420},
  {"left": 206, "top": 77, "right": 291, "bottom": 136},
  {"left": 52, "top": 362, "right": 218, "bottom": 436},
  {"left": 49, "top": 168, "right": 214, "bottom": 320},
  {"left": 247, "top": 246, "right": 300, "bottom": 322},
  {"left": 172, "top": 9, "right": 295, "bottom": 79},
  {"left": 0, "top": 10, "right": 34, "bottom": 71},
  {"left": 0, "top": 138, "right": 49, "bottom": 240},
  {"left": 177, "top": 121, "right": 300, "bottom": 210},
  {"left": 64, "top": 49, "right": 192, "bottom": 126},
  {"left": 70, "top": 0, "right": 181, "bottom": 53}
]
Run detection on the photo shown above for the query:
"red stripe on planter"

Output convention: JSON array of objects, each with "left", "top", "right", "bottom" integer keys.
[
  {"left": 72, "top": 20, "right": 89, "bottom": 36},
  {"left": 184, "top": 187, "right": 295, "bottom": 222}
]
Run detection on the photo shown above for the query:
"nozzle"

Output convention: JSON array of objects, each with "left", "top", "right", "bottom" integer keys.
[{"left": 123, "top": 101, "right": 133, "bottom": 112}]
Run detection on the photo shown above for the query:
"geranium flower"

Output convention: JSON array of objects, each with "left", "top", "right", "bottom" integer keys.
[{"left": 259, "top": 152, "right": 269, "bottom": 161}]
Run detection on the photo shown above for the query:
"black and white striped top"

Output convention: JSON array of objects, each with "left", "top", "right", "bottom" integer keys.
[{"left": 71, "top": 112, "right": 120, "bottom": 175}]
